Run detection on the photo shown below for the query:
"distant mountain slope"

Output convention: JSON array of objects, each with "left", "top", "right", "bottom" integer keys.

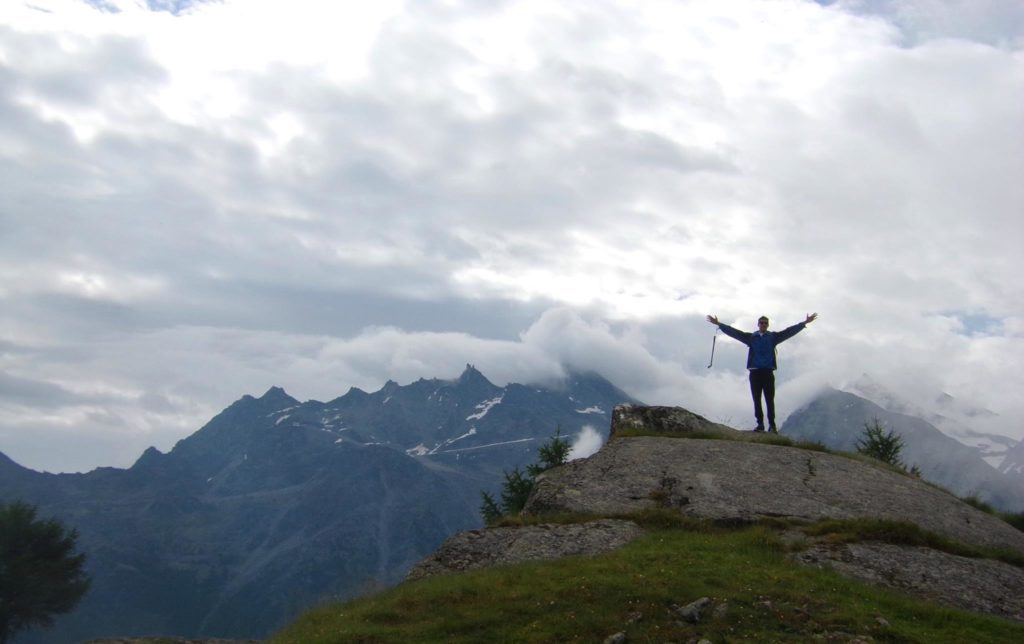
[
  {"left": 843, "top": 373, "right": 1014, "bottom": 468},
  {"left": 781, "top": 388, "right": 1023, "bottom": 512},
  {"left": 1, "top": 366, "right": 641, "bottom": 643}
]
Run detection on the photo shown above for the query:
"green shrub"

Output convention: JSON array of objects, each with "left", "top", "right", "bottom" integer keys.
[
  {"left": 480, "top": 428, "right": 571, "bottom": 523},
  {"left": 856, "top": 419, "right": 908, "bottom": 469}
]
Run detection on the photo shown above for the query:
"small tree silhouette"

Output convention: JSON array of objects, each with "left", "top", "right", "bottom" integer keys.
[
  {"left": 481, "top": 428, "right": 572, "bottom": 523},
  {"left": 856, "top": 418, "right": 906, "bottom": 468},
  {"left": 0, "top": 501, "right": 90, "bottom": 644}
]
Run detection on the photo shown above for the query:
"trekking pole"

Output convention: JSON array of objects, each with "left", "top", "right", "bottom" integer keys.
[{"left": 707, "top": 331, "right": 717, "bottom": 369}]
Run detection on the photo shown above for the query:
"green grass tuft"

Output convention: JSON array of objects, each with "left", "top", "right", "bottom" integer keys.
[{"left": 1003, "top": 512, "right": 1024, "bottom": 532}]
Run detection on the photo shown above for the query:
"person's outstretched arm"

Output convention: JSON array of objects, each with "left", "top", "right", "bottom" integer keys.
[
  {"left": 707, "top": 315, "right": 751, "bottom": 345},
  {"left": 775, "top": 312, "right": 818, "bottom": 343}
]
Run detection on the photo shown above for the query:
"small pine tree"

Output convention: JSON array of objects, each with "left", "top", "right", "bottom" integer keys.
[
  {"left": 856, "top": 418, "right": 906, "bottom": 468},
  {"left": 0, "top": 501, "right": 91, "bottom": 644},
  {"left": 479, "top": 491, "right": 503, "bottom": 524},
  {"left": 527, "top": 426, "right": 571, "bottom": 478},
  {"left": 480, "top": 428, "right": 572, "bottom": 523}
]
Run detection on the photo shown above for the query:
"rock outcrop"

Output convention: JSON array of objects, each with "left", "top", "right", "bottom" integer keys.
[
  {"left": 408, "top": 405, "right": 1024, "bottom": 622},
  {"left": 406, "top": 519, "right": 644, "bottom": 581},
  {"left": 525, "top": 434, "right": 1024, "bottom": 554},
  {"left": 795, "top": 542, "right": 1024, "bottom": 622}
]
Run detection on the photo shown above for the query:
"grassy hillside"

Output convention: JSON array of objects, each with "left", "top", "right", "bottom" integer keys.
[{"left": 272, "top": 514, "right": 1024, "bottom": 643}]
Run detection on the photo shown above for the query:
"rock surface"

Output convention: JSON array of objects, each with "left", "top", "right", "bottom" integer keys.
[
  {"left": 525, "top": 436, "right": 1024, "bottom": 555},
  {"left": 610, "top": 404, "right": 737, "bottom": 438},
  {"left": 405, "top": 519, "right": 644, "bottom": 581},
  {"left": 796, "top": 542, "right": 1024, "bottom": 622}
]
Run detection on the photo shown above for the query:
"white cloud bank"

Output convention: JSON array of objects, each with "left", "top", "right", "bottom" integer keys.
[{"left": 0, "top": 0, "right": 1021, "bottom": 471}]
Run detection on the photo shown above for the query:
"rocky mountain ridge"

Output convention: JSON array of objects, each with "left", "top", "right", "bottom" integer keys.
[{"left": 1, "top": 367, "right": 640, "bottom": 644}]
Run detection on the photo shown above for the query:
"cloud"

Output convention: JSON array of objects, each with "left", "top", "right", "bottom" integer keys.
[
  {"left": 0, "top": 0, "right": 1020, "bottom": 472},
  {"left": 835, "top": 0, "right": 1024, "bottom": 46},
  {"left": 568, "top": 425, "right": 604, "bottom": 461},
  {"left": 0, "top": 371, "right": 86, "bottom": 407}
]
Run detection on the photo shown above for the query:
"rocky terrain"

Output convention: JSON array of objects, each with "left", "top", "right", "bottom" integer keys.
[{"left": 412, "top": 404, "right": 1024, "bottom": 623}]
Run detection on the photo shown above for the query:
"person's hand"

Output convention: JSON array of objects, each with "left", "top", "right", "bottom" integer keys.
[
  {"left": 805, "top": 312, "right": 818, "bottom": 324},
  {"left": 707, "top": 315, "right": 719, "bottom": 326}
]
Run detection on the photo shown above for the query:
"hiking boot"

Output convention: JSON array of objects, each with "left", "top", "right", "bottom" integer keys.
[
  {"left": 768, "top": 426, "right": 778, "bottom": 433},
  {"left": 753, "top": 425, "right": 765, "bottom": 432}
]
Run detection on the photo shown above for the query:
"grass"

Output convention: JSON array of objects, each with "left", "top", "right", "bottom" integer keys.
[
  {"left": 962, "top": 496, "right": 1024, "bottom": 533},
  {"left": 273, "top": 520, "right": 1024, "bottom": 644}
]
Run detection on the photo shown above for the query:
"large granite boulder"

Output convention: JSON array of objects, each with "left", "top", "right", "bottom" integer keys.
[{"left": 525, "top": 432, "right": 1024, "bottom": 555}]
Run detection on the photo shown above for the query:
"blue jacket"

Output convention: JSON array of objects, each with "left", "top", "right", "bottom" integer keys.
[{"left": 718, "top": 322, "right": 806, "bottom": 370}]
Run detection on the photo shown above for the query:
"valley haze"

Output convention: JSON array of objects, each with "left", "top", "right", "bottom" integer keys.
[{"left": 0, "top": 0, "right": 1022, "bottom": 474}]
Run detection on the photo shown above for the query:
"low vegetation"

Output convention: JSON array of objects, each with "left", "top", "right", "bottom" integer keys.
[
  {"left": 856, "top": 418, "right": 923, "bottom": 477},
  {"left": 480, "top": 429, "right": 571, "bottom": 524},
  {"left": 800, "top": 517, "right": 1024, "bottom": 568},
  {"left": 961, "top": 496, "right": 1024, "bottom": 534},
  {"left": 274, "top": 515, "right": 1024, "bottom": 643}
]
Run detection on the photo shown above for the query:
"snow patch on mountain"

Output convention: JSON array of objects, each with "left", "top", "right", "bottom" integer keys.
[
  {"left": 466, "top": 395, "right": 504, "bottom": 421},
  {"left": 428, "top": 427, "right": 479, "bottom": 454},
  {"left": 434, "top": 437, "right": 535, "bottom": 454},
  {"left": 576, "top": 406, "right": 604, "bottom": 415},
  {"left": 406, "top": 444, "right": 430, "bottom": 457}
]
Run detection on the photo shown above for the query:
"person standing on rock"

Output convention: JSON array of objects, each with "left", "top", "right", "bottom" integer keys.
[{"left": 706, "top": 313, "right": 818, "bottom": 433}]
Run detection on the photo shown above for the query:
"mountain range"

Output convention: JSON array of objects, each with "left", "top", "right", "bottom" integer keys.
[{"left": 0, "top": 366, "right": 639, "bottom": 643}]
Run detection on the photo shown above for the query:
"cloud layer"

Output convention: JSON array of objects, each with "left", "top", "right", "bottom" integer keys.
[{"left": 1, "top": 0, "right": 1021, "bottom": 472}]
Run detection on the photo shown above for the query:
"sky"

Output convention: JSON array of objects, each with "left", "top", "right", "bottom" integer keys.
[{"left": 1, "top": 0, "right": 1021, "bottom": 473}]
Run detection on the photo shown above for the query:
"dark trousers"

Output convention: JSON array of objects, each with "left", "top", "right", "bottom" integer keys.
[{"left": 749, "top": 369, "right": 776, "bottom": 429}]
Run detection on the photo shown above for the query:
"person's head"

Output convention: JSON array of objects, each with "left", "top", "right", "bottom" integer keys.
[{"left": 757, "top": 316, "right": 769, "bottom": 330}]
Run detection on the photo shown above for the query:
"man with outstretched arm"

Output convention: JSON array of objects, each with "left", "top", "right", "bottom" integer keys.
[{"left": 706, "top": 313, "right": 818, "bottom": 433}]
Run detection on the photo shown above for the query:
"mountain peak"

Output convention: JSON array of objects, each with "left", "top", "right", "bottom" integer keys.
[
  {"left": 130, "top": 446, "right": 164, "bottom": 470},
  {"left": 458, "top": 363, "right": 493, "bottom": 386},
  {"left": 259, "top": 386, "right": 296, "bottom": 403},
  {"left": 0, "top": 450, "right": 29, "bottom": 475}
]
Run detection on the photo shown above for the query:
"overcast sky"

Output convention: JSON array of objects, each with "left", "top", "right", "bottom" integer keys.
[{"left": 1, "top": 0, "right": 1021, "bottom": 473}]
